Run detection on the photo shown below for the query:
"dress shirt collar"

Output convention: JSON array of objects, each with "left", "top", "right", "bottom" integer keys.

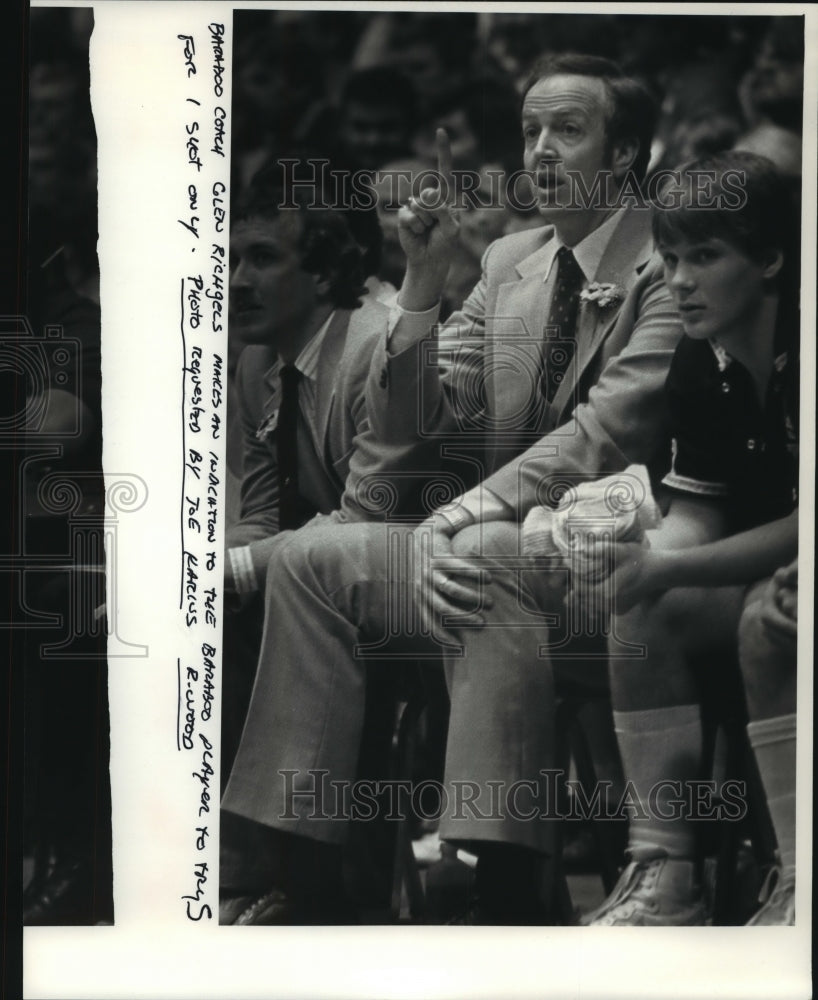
[
  {"left": 542, "top": 208, "right": 627, "bottom": 284},
  {"left": 288, "top": 310, "right": 335, "bottom": 382},
  {"left": 708, "top": 337, "right": 790, "bottom": 377}
]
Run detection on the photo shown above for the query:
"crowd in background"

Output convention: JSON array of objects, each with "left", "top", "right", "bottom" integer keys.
[
  {"left": 23, "top": 7, "right": 110, "bottom": 927},
  {"left": 25, "top": 10, "right": 806, "bottom": 320},
  {"left": 25, "top": 10, "right": 805, "bottom": 362},
  {"left": 20, "top": 8, "right": 805, "bottom": 927},
  {"left": 29, "top": 7, "right": 98, "bottom": 306},
  {"left": 229, "top": 11, "right": 803, "bottom": 330}
]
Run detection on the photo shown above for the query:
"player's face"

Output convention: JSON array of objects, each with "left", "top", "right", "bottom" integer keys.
[
  {"left": 658, "top": 235, "right": 772, "bottom": 341},
  {"left": 521, "top": 73, "right": 614, "bottom": 219},
  {"left": 229, "top": 214, "right": 318, "bottom": 346}
]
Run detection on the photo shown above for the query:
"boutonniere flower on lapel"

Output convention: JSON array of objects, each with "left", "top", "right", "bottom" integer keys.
[{"left": 580, "top": 282, "right": 625, "bottom": 309}]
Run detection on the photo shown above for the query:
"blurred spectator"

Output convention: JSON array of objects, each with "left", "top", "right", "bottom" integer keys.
[
  {"left": 484, "top": 13, "right": 622, "bottom": 88},
  {"left": 735, "top": 19, "right": 804, "bottom": 178},
  {"left": 25, "top": 215, "right": 102, "bottom": 488},
  {"left": 443, "top": 159, "right": 512, "bottom": 317},
  {"left": 371, "top": 159, "right": 423, "bottom": 291},
  {"left": 232, "top": 11, "right": 801, "bottom": 209},
  {"left": 456, "top": 161, "right": 513, "bottom": 260},
  {"left": 336, "top": 68, "right": 417, "bottom": 171},
  {"left": 650, "top": 64, "right": 745, "bottom": 174},
  {"left": 412, "top": 75, "right": 522, "bottom": 172},
  {"left": 22, "top": 9, "right": 111, "bottom": 929},
  {"left": 352, "top": 12, "right": 477, "bottom": 110},
  {"left": 231, "top": 29, "right": 330, "bottom": 192},
  {"left": 28, "top": 49, "right": 98, "bottom": 304},
  {"left": 615, "top": 14, "right": 762, "bottom": 80}
]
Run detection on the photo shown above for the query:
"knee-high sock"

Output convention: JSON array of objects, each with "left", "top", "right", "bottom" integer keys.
[
  {"left": 613, "top": 704, "right": 702, "bottom": 859},
  {"left": 747, "top": 714, "right": 796, "bottom": 872}
]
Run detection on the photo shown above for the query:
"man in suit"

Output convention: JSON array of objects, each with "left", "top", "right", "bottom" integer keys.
[
  {"left": 221, "top": 53, "right": 685, "bottom": 924},
  {"left": 219, "top": 164, "right": 438, "bottom": 891},
  {"left": 225, "top": 164, "right": 422, "bottom": 583}
]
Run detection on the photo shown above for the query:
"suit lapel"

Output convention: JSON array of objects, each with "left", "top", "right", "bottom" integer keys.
[
  {"left": 594, "top": 204, "right": 655, "bottom": 288},
  {"left": 256, "top": 308, "right": 352, "bottom": 445},
  {"left": 487, "top": 235, "right": 555, "bottom": 428},
  {"left": 314, "top": 308, "right": 352, "bottom": 447},
  {"left": 548, "top": 207, "right": 654, "bottom": 418}
]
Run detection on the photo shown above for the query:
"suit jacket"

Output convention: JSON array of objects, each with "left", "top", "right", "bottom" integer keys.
[
  {"left": 369, "top": 206, "right": 684, "bottom": 514},
  {"left": 228, "top": 296, "right": 432, "bottom": 585}
]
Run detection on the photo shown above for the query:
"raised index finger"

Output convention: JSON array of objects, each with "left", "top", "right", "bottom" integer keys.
[{"left": 436, "top": 127, "right": 454, "bottom": 205}]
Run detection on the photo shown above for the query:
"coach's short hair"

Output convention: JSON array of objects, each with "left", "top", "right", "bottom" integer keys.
[{"left": 521, "top": 52, "right": 657, "bottom": 181}]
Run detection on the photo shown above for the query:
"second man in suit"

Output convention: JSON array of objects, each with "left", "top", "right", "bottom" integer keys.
[{"left": 220, "top": 163, "right": 441, "bottom": 911}]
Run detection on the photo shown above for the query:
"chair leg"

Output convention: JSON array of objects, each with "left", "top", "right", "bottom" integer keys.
[
  {"left": 712, "top": 722, "right": 779, "bottom": 925},
  {"left": 570, "top": 720, "right": 623, "bottom": 895},
  {"left": 546, "top": 700, "right": 577, "bottom": 923},
  {"left": 402, "top": 833, "right": 427, "bottom": 920},
  {"left": 389, "top": 695, "right": 429, "bottom": 921}
]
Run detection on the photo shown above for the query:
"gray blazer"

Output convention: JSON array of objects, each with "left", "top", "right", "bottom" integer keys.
[
  {"left": 370, "top": 207, "right": 684, "bottom": 514},
  {"left": 228, "top": 295, "right": 434, "bottom": 584}
]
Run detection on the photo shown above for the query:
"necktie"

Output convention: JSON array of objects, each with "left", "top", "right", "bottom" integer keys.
[
  {"left": 542, "top": 246, "right": 585, "bottom": 403},
  {"left": 277, "top": 363, "right": 304, "bottom": 531}
]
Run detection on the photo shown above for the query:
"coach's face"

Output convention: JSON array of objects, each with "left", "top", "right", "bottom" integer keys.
[
  {"left": 522, "top": 73, "right": 619, "bottom": 222},
  {"left": 229, "top": 213, "right": 318, "bottom": 347}
]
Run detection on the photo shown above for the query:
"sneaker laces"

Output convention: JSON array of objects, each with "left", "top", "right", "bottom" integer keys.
[
  {"left": 234, "top": 887, "right": 288, "bottom": 925},
  {"left": 584, "top": 852, "right": 666, "bottom": 922}
]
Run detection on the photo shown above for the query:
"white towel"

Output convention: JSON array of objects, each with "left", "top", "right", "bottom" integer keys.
[{"left": 522, "top": 465, "right": 661, "bottom": 580}]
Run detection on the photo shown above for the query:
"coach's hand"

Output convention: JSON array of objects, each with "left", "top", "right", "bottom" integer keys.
[
  {"left": 412, "top": 513, "right": 490, "bottom": 637},
  {"left": 398, "top": 129, "right": 460, "bottom": 310}
]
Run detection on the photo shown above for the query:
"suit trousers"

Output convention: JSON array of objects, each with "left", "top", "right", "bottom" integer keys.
[
  {"left": 441, "top": 522, "right": 609, "bottom": 853},
  {"left": 222, "top": 520, "right": 609, "bottom": 853}
]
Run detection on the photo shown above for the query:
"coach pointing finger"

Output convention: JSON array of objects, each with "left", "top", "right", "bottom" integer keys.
[{"left": 397, "top": 128, "right": 460, "bottom": 310}]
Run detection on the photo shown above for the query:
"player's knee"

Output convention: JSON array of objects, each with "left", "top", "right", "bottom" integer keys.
[
  {"left": 615, "top": 588, "right": 693, "bottom": 647},
  {"left": 737, "top": 599, "right": 774, "bottom": 685},
  {"left": 611, "top": 604, "right": 645, "bottom": 648}
]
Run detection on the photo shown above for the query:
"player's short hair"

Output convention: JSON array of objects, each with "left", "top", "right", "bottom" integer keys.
[{"left": 652, "top": 151, "right": 797, "bottom": 264}]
